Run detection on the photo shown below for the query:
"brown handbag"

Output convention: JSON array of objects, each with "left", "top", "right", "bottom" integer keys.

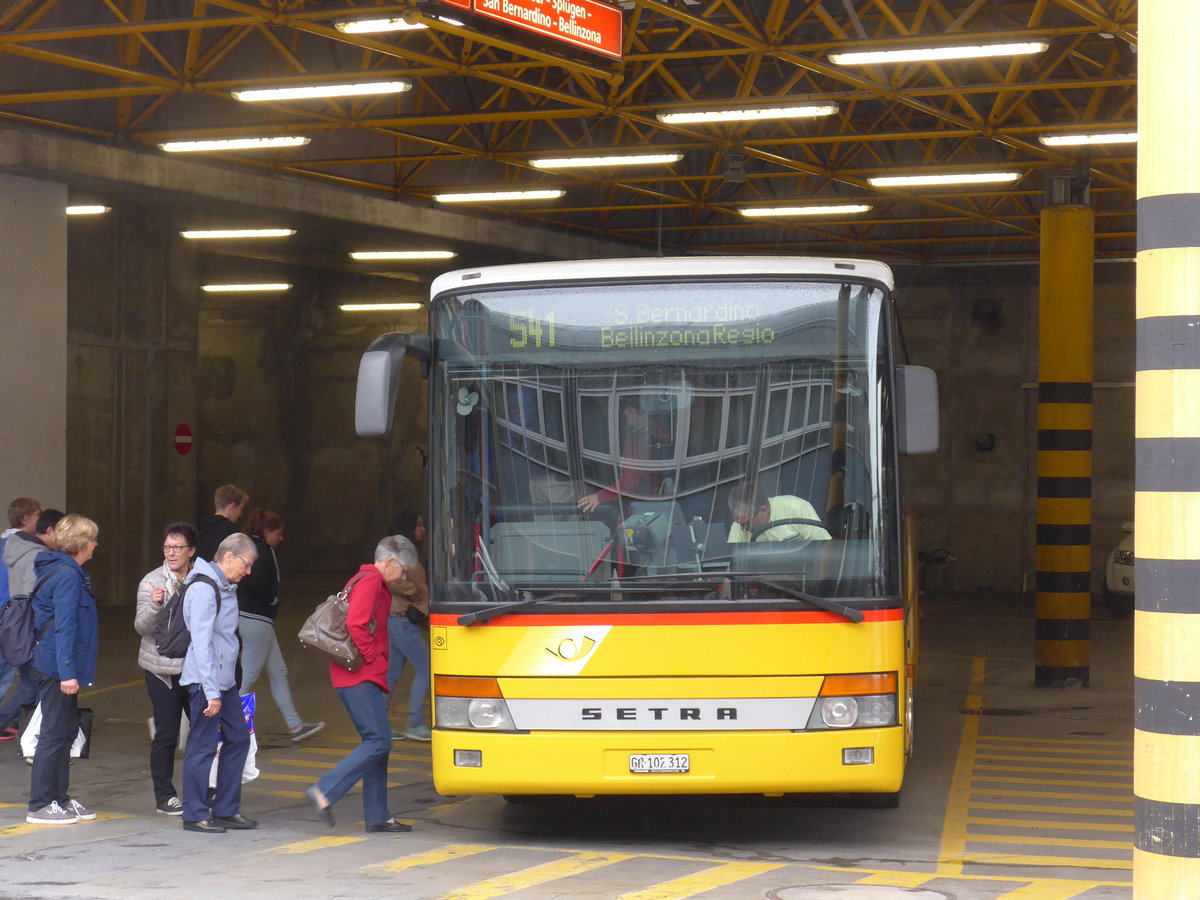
[{"left": 297, "top": 572, "right": 377, "bottom": 671}]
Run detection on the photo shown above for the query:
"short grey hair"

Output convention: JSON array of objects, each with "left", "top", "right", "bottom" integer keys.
[
  {"left": 375, "top": 534, "right": 419, "bottom": 568},
  {"left": 215, "top": 532, "right": 258, "bottom": 562}
]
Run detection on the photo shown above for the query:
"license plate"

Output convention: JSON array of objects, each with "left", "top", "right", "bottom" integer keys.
[{"left": 629, "top": 753, "right": 690, "bottom": 774}]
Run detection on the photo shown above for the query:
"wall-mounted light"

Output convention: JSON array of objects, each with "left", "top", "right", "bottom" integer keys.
[
  {"left": 232, "top": 81, "right": 410, "bottom": 102},
  {"left": 530, "top": 153, "right": 683, "bottom": 169},
  {"left": 159, "top": 136, "right": 310, "bottom": 152},
  {"left": 867, "top": 172, "right": 1021, "bottom": 187},
  {"left": 181, "top": 229, "right": 296, "bottom": 239},
  {"left": 65, "top": 205, "right": 111, "bottom": 216},
  {"left": 339, "top": 303, "right": 424, "bottom": 311},
  {"left": 349, "top": 250, "right": 457, "bottom": 260},
  {"left": 830, "top": 41, "right": 1049, "bottom": 66},
  {"left": 740, "top": 204, "right": 872, "bottom": 217},
  {"left": 433, "top": 189, "right": 564, "bottom": 203},
  {"left": 202, "top": 283, "right": 292, "bottom": 293},
  {"left": 656, "top": 103, "right": 838, "bottom": 125}
]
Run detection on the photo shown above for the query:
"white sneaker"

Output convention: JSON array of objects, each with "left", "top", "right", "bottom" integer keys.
[
  {"left": 26, "top": 801, "right": 78, "bottom": 825},
  {"left": 66, "top": 798, "right": 96, "bottom": 820}
]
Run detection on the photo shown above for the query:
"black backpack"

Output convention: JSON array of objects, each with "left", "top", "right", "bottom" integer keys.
[
  {"left": 0, "top": 565, "right": 69, "bottom": 666},
  {"left": 153, "top": 574, "right": 220, "bottom": 659}
]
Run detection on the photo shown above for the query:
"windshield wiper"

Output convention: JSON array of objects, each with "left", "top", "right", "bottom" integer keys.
[
  {"left": 458, "top": 591, "right": 580, "bottom": 625},
  {"left": 728, "top": 576, "right": 864, "bottom": 623}
]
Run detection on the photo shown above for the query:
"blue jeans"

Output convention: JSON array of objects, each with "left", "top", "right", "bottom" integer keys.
[
  {"left": 316, "top": 681, "right": 391, "bottom": 826},
  {"left": 29, "top": 668, "right": 78, "bottom": 811},
  {"left": 182, "top": 685, "right": 250, "bottom": 821},
  {"left": 386, "top": 616, "right": 430, "bottom": 730}
]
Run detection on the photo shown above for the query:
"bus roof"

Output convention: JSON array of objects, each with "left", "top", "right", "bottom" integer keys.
[{"left": 430, "top": 256, "right": 895, "bottom": 299}]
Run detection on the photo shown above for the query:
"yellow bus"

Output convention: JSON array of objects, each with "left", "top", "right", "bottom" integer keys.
[{"left": 355, "top": 257, "right": 938, "bottom": 804}]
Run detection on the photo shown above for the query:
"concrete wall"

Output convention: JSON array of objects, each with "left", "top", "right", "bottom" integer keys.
[
  {"left": 0, "top": 175, "right": 67, "bottom": 517},
  {"left": 898, "top": 262, "right": 1135, "bottom": 595}
]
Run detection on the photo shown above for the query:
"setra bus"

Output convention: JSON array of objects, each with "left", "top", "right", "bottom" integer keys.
[{"left": 355, "top": 256, "right": 938, "bottom": 803}]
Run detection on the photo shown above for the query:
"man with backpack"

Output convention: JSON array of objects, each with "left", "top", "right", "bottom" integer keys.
[{"left": 0, "top": 501, "right": 62, "bottom": 738}]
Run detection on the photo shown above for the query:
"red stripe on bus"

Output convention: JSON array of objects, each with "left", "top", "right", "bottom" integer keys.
[{"left": 431, "top": 608, "right": 903, "bottom": 627}]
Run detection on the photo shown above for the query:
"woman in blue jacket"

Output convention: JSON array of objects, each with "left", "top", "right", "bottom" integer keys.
[{"left": 27, "top": 514, "right": 100, "bottom": 826}]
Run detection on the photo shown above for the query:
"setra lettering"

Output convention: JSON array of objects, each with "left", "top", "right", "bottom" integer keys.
[{"left": 578, "top": 705, "right": 740, "bottom": 721}]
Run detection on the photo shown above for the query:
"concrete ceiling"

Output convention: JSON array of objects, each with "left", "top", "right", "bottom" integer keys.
[{"left": 0, "top": 0, "right": 1137, "bottom": 267}]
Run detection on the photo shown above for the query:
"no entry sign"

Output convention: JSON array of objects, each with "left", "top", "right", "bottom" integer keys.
[{"left": 174, "top": 423, "right": 193, "bottom": 456}]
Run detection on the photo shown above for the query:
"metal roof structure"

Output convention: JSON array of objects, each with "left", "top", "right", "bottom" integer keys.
[{"left": 0, "top": 0, "right": 1137, "bottom": 264}]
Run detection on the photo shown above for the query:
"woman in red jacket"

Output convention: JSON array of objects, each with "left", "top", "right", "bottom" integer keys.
[{"left": 304, "top": 535, "right": 420, "bottom": 834}]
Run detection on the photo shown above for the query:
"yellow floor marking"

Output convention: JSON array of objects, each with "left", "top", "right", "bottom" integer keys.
[
  {"left": 973, "top": 753, "right": 1131, "bottom": 766},
  {"left": 365, "top": 843, "right": 496, "bottom": 873},
  {"left": 966, "top": 833, "right": 1132, "bottom": 851},
  {"left": 970, "top": 801, "right": 1132, "bottom": 817},
  {"left": 969, "top": 788, "right": 1129, "bottom": 803},
  {"left": 854, "top": 871, "right": 936, "bottom": 886},
  {"left": 440, "top": 851, "right": 632, "bottom": 899},
  {"left": 972, "top": 764, "right": 1131, "bottom": 777},
  {"left": 612, "top": 861, "right": 786, "bottom": 900},
  {"left": 254, "top": 772, "right": 406, "bottom": 790},
  {"left": 958, "top": 852, "right": 1131, "bottom": 871},
  {"left": 992, "top": 881, "right": 1097, "bottom": 899},
  {"left": 971, "top": 776, "right": 1132, "bottom": 789},
  {"left": 975, "top": 736, "right": 1133, "bottom": 747},
  {"left": 253, "top": 758, "right": 416, "bottom": 775},
  {"left": 0, "top": 812, "right": 128, "bottom": 837},
  {"left": 80, "top": 679, "right": 142, "bottom": 697},
  {"left": 265, "top": 836, "right": 366, "bottom": 854},
  {"left": 966, "top": 816, "right": 1133, "bottom": 833},
  {"left": 252, "top": 789, "right": 305, "bottom": 799},
  {"left": 936, "top": 655, "right": 985, "bottom": 878},
  {"left": 295, "top": 746, "right": 429, "bottom": 761}
]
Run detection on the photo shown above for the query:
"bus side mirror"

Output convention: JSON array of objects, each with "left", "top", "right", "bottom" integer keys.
[
  {"left": 896, "top": 365, "right": 939, "bottom": 454},
  {"left": 355, "top": 332, "right": 431, "bottom": 436}
]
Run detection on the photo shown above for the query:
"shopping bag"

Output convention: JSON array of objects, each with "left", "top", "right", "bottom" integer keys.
[
  {"left": 19, "top": 702, "right": 90, "bottom": 759},
  {"left": 209, "top": 692, "right": 259, "bottom": 786}
]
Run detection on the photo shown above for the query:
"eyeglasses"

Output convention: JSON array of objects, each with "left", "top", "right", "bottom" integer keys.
[
  {"left": 236, "top": 556, "right": 254, "bottom": 570},
  {"left": 163, "top": 544, "right": 191, "bottom": 554}
]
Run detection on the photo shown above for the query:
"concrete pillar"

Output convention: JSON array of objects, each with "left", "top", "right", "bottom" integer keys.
[
  {"left": 0, "top": 176, "right": 67, "bottom": 511},
  {"left": 1034, "top": 178, "right": 1094, "bottom": 688},
  {"left": 1134, "top": 3, "right": 1200, "bottom": 894}
]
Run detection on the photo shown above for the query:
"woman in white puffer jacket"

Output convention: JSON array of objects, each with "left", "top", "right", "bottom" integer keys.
[{"left": 133, "top": 521, "right": 197, "bottom": 817}]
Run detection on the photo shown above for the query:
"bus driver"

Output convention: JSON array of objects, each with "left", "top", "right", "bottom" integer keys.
[{"left": 727, "top": 483, "right": 832, "bottom": 543}]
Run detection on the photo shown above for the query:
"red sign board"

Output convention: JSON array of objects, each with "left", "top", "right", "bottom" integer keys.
[
  {"left": 443, "top": 0, "right": 622, "bottom": 59},
  {"left": 174, "top": 423, "right": 193, "bottom": 456}
]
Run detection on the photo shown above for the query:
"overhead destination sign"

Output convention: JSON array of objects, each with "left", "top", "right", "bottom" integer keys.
[{"left": 439, "top": 0, "right": 623, "bottom": 59}]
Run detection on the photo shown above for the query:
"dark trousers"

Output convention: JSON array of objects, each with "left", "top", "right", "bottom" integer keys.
[
  {"left": 29, "top": 668, "right": 78, "bottom": 811},
  {"left": 146, "top": 672, "right": 191, "bottom": 804},
  {"left": 182, "top": 685, "right": 250, "bottom": 822},
  {"left": 0, "top": 662, "right": 40, "bottom": 729}
]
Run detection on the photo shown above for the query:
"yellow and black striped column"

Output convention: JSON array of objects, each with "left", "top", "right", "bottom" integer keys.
[
  {"left": 1134, "top": 3, "right": 1200, "bottom": 894},
  {"left": 1035, "top": 188, "right": 1094, "bottom": 688}
]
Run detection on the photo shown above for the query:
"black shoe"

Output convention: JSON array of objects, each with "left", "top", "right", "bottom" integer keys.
[
  {"left": 366, "top": 820, "right": 412, "bottom": 833},
  {"left": 183, "top": 819, "right": 226, "bottom": 834},
  {"left": 304, "top": 785, "right": 334, "bottom": 827},
  {"left": 213, "top": 813, "right": 258, "bottom": 830}
]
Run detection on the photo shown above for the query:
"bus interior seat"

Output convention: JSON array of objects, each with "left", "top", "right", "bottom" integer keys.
[
  {"left": 490, "top": 521, "right": 613, "bottom": 583},
  {"left": 826, "top": 501, "right": 869, "bottom": 539}
]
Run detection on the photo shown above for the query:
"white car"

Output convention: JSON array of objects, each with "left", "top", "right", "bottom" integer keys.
[{"left": 1103, "top": 522, "right": 1134, "bottom": 618}]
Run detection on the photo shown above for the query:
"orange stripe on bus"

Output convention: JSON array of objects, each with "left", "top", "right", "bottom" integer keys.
[{"left": 430, "top": 608, "right": 903, "bottom": 627}]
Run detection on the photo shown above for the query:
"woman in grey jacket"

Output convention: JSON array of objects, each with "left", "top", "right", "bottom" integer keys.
[{"left": 133, "top": 522, "right": 197, "bottom": 816}]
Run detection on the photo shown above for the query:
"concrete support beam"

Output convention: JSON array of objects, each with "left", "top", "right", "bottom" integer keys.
[
  {"left": 0, "top": 127, "right": 635, "bottom": 262},
  {"left": 1134, "top": 3, "right": 1200, "bottom": 895}
]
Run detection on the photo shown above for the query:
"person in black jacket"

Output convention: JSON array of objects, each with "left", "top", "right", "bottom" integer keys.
[
  {"left": 236, "top": 509, "right": 323, "bottom": 742},
  {"left": 195, "top": 484, "right": 248, "bottom": 562}
]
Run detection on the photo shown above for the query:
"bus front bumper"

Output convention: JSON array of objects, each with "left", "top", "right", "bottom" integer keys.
[{"left": 431, "top": 727, "right": 905, "bottom": 796}]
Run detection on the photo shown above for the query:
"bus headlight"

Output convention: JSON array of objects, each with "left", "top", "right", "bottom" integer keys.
[
  {"left": 434, "top": 675, "right": 517, "bottom": 731},
  {"left": 805, "top": 673, "right": 899, "bottom": 730}
]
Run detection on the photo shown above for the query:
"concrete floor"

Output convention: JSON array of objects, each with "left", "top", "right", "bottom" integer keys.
[{"left": 0, "top": 588, "right": 1134, "bottom": 900}]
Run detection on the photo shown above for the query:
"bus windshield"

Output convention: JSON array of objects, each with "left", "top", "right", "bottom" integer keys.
[{"left": 430, "top": 275, "right": 900, "bottom": 607}]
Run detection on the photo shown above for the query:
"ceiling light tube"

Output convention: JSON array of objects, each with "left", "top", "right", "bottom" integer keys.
[
  {"left": 740, "top": 204, "right": 872, "bottom": 217},
  {"left": 160, "top": 136, "right": 310, "bottom": 152},
  {"left": 830, "top": 41, "right": 1049, "bottom": 65},
  {"left": 65, "top": 205, "right": 111, "bottom": 216},
  {"left": 530, "top": 153, "right": 683, "bottom": 169},
  {"left": 336, "top": 17, "right": 426, "bottom": 33},
  {"left": 202, "top": 283, "right": 292, "bottom": 293},
  {"left": 181, "top": 229, "right": 296, "bottom": 239},
  {"left": 340, "top": 303, "right": 424, "bottom": 311},
  {"left": 233, "top": 81, "right": 410, "bottom": 102},
  {"left": 349, "top": 250, "right": 457, "bottom": 260},
  {"left": 434, "top": 189, "right": 565, "bottom": 203},
  {"left": 1039, "top": 132, "right": 1138, "bottom": 147},
  {"left": 867, "top": 172, "right": 1021, "bottom": 187},
  {"left": 657, "top": 103, "right": 838, "bottom": 125}
]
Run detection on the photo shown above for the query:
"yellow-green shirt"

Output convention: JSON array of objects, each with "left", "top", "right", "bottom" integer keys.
[{"left": 728, "top": 495, "right": 832, "bottom": 543}]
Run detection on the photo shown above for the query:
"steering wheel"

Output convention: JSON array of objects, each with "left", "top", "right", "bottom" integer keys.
[{"left": 749, "top": 517, "right": 828, "bottom": 542}]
